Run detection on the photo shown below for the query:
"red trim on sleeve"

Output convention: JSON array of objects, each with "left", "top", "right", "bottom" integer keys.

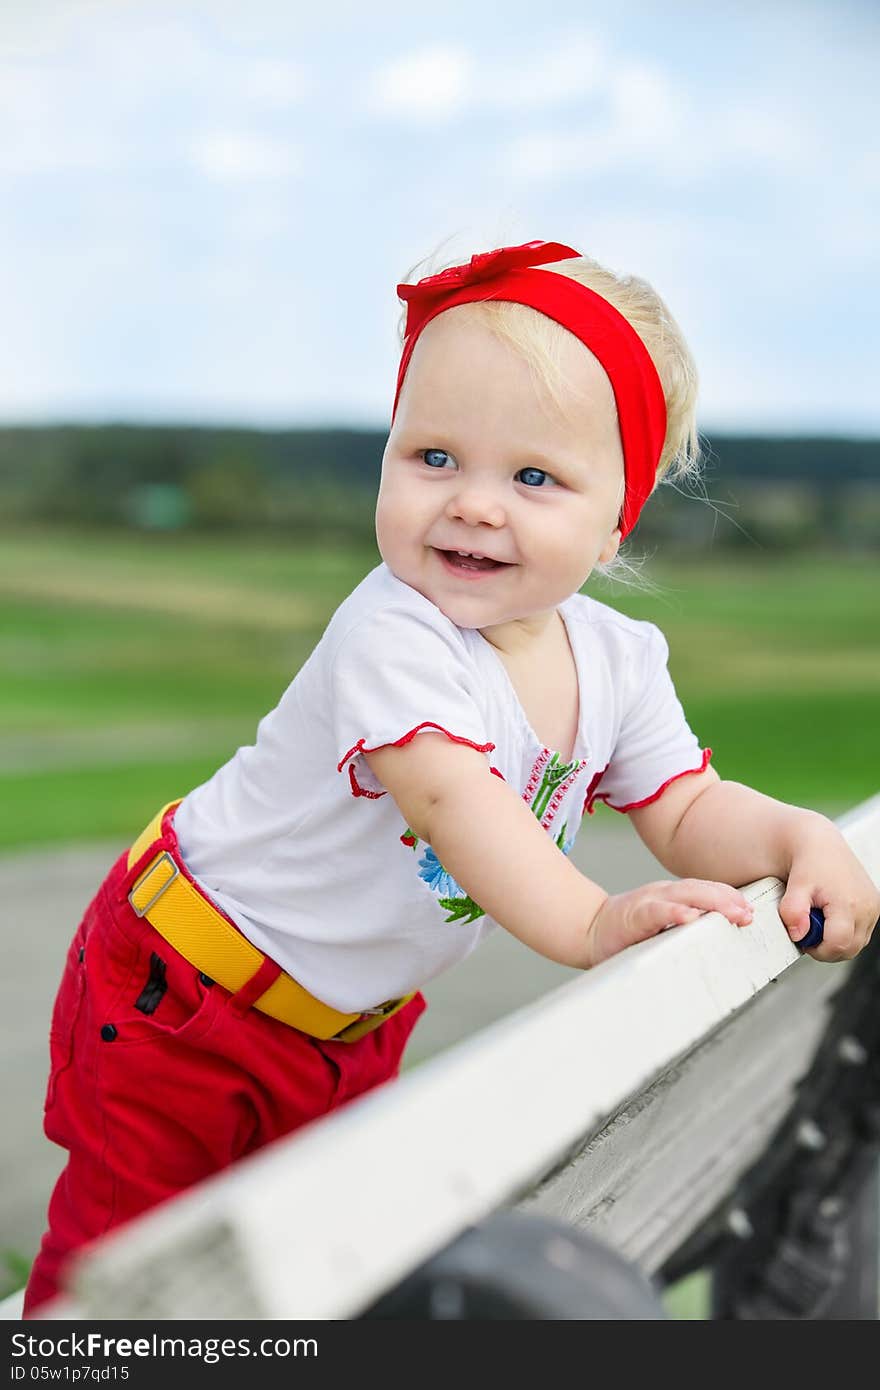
[
  {"left": 338, "top": 725, "right": 496, "bottom": 799},
  {"left": 348, "top": 764, "right": 387, "bottom": 799},
  {"left": 583, "top": 763, "right": 611, "bottom": 817},
  {"left": 593, "top": 747, "right": 713, "bottom": 814}
]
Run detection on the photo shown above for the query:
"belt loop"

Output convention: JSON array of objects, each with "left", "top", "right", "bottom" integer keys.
[
  {"left": 119, "top": 800, "right": 182, "bottom": 904},
  {"left": 228, "top": 956, "right": 283, "bottom": 1017},
  {"left": 118, "top": 837, "right": 171, "bottom": 904},
  {"left": 159, "top": 801, "right": 181, "bottom": 851}
]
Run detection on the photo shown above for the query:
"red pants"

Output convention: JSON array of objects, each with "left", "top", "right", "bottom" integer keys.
[{"left": 24, "top": 849, "right": 425, "bottom": 1316}]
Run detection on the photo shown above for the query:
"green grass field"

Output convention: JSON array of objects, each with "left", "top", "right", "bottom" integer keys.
[{"left": 2, "top": 526, "right": 878, "bottom": 850}]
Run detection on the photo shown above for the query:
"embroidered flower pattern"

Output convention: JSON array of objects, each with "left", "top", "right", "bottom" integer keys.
[
  {"left": 557, "top": 822, "right": 578, "bottom": 857},
  {"left": 417, "top": 845, "right": 460, "bottom": 898},
  {"left": 402, "top": 748, "right": 587, "bottom": 925}
]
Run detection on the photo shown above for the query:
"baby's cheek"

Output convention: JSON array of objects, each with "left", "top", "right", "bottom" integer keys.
[
  {"left": 378, "top": 489, "right": 423, "bottom": 553},
  {"left": 374, "top": 491, "right": 399, "bottom": 553},
  {"left": 376, "top": 473, "right": 406, "bottom": 522},
  {"left": 375, "top": 506, "right": 419, "bottom": 584}
]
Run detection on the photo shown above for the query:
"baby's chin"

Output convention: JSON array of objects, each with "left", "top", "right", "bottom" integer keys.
[
  {"left": 380, "top": 560, "right": 492, "bottom": 628},
  {"left": 380, "top": 549, "right": 565, "bottom": 630},
  {"left": 413, "top": 584, "right": 526, "bottom": 632}
]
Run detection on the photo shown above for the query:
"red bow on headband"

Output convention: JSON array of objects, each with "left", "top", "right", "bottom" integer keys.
[{"left": 398, "top": 241, "right": 580, "bottom": 308}]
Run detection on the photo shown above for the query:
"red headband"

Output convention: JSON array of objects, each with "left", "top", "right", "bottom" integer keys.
[{"left": 392, "top": 240, "right": 667, "bottom": 539}]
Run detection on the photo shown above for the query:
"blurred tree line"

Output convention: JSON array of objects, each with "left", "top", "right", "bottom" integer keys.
[{"left": 1, "top": 425, "right": 877, "bottom": 551}]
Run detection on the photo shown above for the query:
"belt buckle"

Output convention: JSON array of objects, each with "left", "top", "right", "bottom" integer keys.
[
  {"left": 331, "top": 997, "right": 403, "bottom": 1043},
  {"left": 129, "top": 851, "right": 180, "bottom": 918},
  {"left": 361, "top": 997, "right": 401, "bottom": 1018}
]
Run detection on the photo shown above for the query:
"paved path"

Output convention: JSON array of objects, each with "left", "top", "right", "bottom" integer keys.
[{"left": 1, "top": 823, "right": 666, "bottom": 1271}]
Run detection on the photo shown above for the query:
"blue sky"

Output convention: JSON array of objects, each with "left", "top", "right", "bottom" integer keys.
[{"left": 1, "top": 0, "right": 878, "bottom": 435}]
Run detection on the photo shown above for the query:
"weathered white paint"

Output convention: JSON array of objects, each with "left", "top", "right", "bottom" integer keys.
[
  {"left": 40, "top": 793, "right": 880, "bottom": 1320},
  {"left": 521, "top": 949, "right": 841, "bottom": 1270}
]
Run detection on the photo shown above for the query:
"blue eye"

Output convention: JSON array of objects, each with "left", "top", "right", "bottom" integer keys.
[
  {"left": 517, "top": 467, "right": 555, "bottom": 488},
  {"left": 421, "top": 448, "right": 453, "bottom": 469}
]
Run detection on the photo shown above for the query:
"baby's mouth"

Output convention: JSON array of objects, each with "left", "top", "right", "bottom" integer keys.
[{"left": 436, "top": 548, "right": 508, "bottom": 573}]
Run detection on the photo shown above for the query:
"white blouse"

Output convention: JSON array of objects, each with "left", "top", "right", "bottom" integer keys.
[{"left": 174, "top": 563, "right": 711, "bottom": 1012}]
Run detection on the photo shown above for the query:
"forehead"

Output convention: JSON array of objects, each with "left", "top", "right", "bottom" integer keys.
[{"left": 397, "top": 306, "right": 620, "bottom": 453}]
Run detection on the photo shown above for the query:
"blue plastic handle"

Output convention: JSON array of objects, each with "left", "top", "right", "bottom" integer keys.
[{"left": 796, "top": 907, "right": 825, "bottom": 951}]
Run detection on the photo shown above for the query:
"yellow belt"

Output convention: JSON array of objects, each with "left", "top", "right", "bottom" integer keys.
[{"left": 126, "top": 801, "right": 415, "bottom": 1043}]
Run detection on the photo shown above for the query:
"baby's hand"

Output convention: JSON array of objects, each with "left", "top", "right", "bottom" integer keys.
[
  {"left": 779, "top": 816, "right": 880, "bottom": 962},
  {"left": 587, "top": 878, "right": 753, "bottom": 967}
]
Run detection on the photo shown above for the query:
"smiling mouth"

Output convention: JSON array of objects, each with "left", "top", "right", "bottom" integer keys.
[{"left": 435, "top": 548, "right": 510, "bottom": 573}]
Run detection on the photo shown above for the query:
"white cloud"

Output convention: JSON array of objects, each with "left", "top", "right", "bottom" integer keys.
[
  {"left": 367, "top": 31, "right": 608, "bottom": 122},
  {"left": 225, "top": 202, "right": 292, "bottom": 245},
  {"left": 0, "top": 64, "right": 53, "bottom": 121},
  {"left": 505, "top": 130, "right": 599, "bottom": 180},
  {"left": 234, "top": 59, "right": 309, "bottom": 109},
  {"left": 0, "top": 0, "right": 107, "bottom": 60},
  {"left": 607, "top": 59, "right": 684, "bottom": 139},
  {"left": 368, "top": 45, "right": 475, "bottom": 123},
  {"left": 0, "top": 129, "right": 123, "bottom": 175},
  {"left": 484, "top": 33, "right": 606, "bottom": 110},
  {"left": 188, "top": 132, "right": 303, "bottom": 180},
  {"left": 502, "top": 68, "right": 834, "bottom": 187}
]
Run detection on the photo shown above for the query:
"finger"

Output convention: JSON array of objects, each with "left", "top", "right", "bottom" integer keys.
[
  {"left": 644, "top": 900, "right": 720, "bottom": 936},
  {"left": 778, "top": 881, "right": 814, "bottom": 943},
  {"left": 809, "top": 903, "right": 858, "bottom": 962},
  {"left": 663, "top": 879, "right": 753, "bottom": 926},
  {"left": 626, "top": 899, "right": 695, "bottom": 943}
]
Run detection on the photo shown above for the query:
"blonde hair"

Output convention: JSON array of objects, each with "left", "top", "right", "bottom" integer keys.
[{"left": 397, "top": 249, "right": 702, "bottom": 510}]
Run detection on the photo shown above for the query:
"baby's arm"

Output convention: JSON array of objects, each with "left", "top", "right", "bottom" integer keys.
[
  {"left": 364, "top": 737, "right": 752, "bottom": 969},
  {"left": 629, "top": 767, "right": 880, "bottom": 961}
]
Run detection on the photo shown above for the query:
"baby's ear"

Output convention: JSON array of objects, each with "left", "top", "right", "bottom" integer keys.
[{"left": 598, "top": 526, "right": 622, "bottom": 565}]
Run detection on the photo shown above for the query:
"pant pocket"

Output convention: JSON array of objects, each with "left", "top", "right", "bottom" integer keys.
[{"left": 44, "top": 902, "right": 95, "bottom": 1112}]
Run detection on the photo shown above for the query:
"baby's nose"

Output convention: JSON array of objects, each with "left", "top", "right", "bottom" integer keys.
[{"left": 446, "top": 484, "right": 506, "bottom": 529}]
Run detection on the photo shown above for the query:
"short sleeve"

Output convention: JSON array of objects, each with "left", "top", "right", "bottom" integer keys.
[
  {"left": 591, "top": 624, "right": 711, "bottom": 813},
  {"left": 331, "top": 605, "right": 494, "bottom": 798}
]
